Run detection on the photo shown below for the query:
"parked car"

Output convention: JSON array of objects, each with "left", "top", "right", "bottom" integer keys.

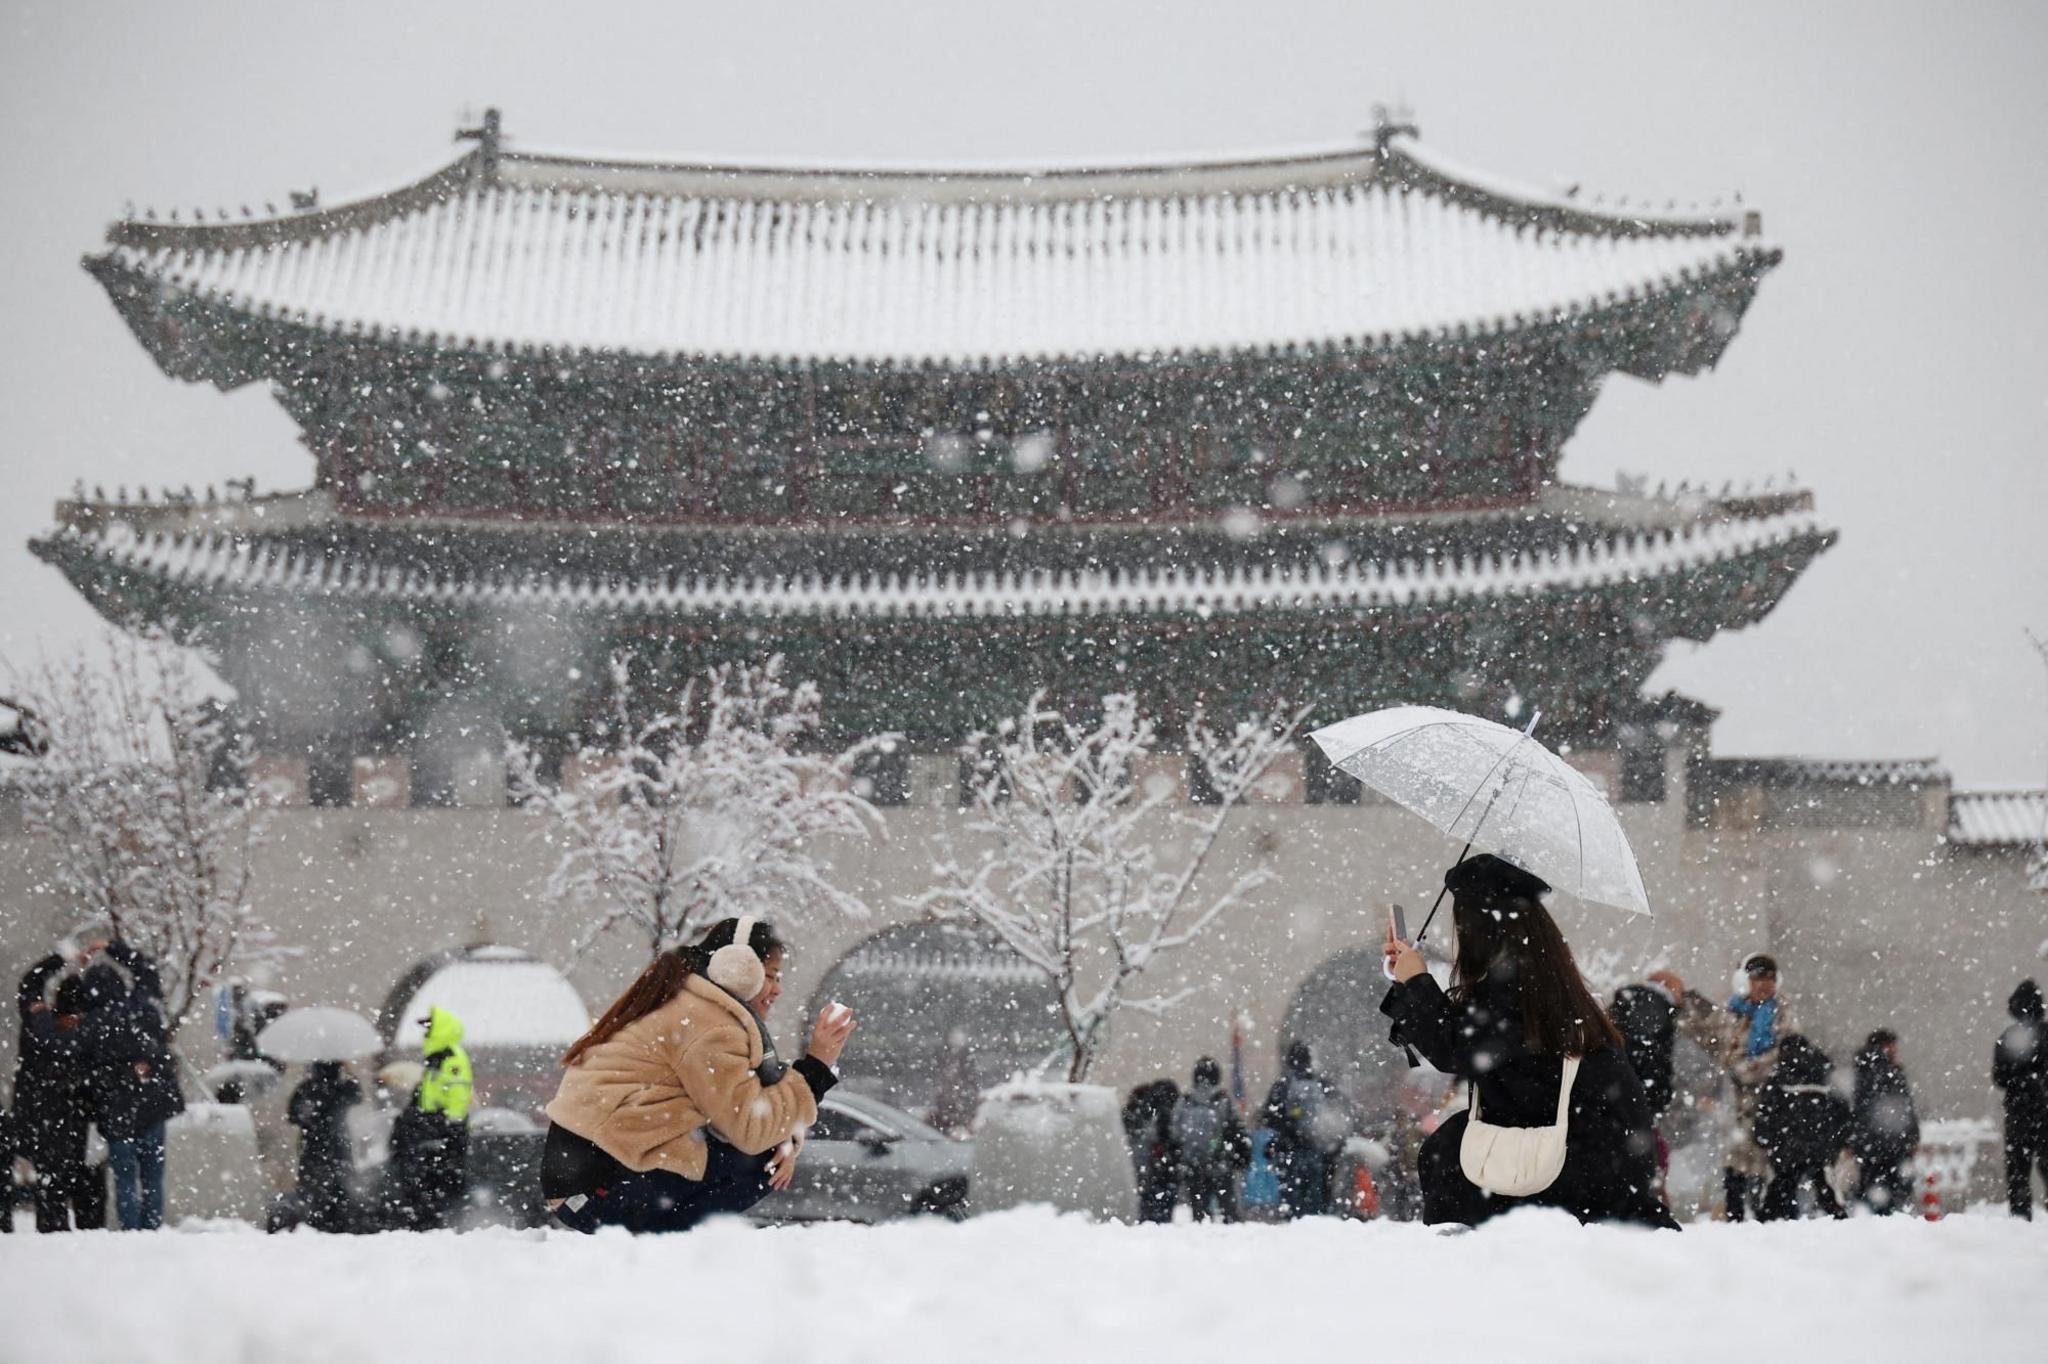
[{"left": 755, "top": 1089, "right": 972, "bottom": 1224}]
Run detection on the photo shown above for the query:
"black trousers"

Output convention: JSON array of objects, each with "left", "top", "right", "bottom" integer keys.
[
  {"left": 32, "top": 1160, "right": 107, "bottom": 1232},
  {"left": 2006, "top": 1122, "right": 2044, "bottom": 1218},
  {"left": 1760, "top": 1165, "right": 1846, "bottom": 1221},
  {"left": 1182, "top": 1167, "right": 1240, "bottom": 1223},
  {"left": 555, "top": 1138, "right": 774, "bottom": 1234},
  {"left": 1723, "top": 1168, "right": 1765, "bottom": 1222},
  {"left": 1855, "top": 1159, "right": 1913, "bottom": 1215}
]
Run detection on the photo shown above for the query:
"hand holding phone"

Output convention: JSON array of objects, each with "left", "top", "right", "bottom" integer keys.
[{"left": 1383, "top": 904, "right": 1423, "bottom": 984}]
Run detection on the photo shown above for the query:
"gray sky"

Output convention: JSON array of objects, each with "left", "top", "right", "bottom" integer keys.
[{"left": 2, "top": 0, "right": 2044, "bottom": 786}]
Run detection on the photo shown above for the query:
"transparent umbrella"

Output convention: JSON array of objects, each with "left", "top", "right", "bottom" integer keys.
[
  {"left": 257, "top": 1005, "right": 381, "bottom": 1063},
  {"left": 1309, "top": 704, "right": 1651, "bottom": 939}
]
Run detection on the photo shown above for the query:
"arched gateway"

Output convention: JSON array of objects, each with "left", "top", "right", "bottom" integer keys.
[{"left": 806, "top": 922, "right": 1062, "bottom": 1119}]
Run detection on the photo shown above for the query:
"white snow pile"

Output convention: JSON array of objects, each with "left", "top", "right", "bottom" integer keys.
[{"left": 4, "top": 1208, "right": 2041, "bottom": 1363}]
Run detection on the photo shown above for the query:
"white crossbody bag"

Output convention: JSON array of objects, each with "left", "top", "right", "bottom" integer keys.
[{"left": 1459, "top": 1054, "right": 1581, "bottom": 1197}]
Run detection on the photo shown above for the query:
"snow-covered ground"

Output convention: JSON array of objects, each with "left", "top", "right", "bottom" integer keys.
[{"left": 5, "top": 1209, "right": 2042, "bottom": 1363}]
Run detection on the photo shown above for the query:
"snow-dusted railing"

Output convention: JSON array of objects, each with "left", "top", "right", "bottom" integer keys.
[{"left": 40, "top": 505, "right": 1831, "bottom": 622}]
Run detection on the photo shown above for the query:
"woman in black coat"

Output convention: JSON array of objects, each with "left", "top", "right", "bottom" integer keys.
[
  {"left": 13, "top": 958, "right": 105, "bottom": 1231},
  {"left": 1381, "top": 854, "right": 1675, "bottom": 1230},
  {"left": 1120, "top": 1079, "right": 1182, "bottom": 1224},
  {"left": 287, "top": 1061, "right": 362, "bottom": 1232}
]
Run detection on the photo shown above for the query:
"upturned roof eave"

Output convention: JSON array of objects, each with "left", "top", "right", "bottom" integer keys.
[
  {"left": 82, "top": 242, "right": 1780, "bottom": 377},
  {"left": 31, "top": 502, "right": 1835, "bottom": 634}
]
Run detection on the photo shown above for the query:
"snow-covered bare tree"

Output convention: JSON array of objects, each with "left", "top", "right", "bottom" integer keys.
[
  {"left": 915, "top": 691, "right": 1305, "bottom": 1082},
  {"left": 10, "top": 635, "right": 273, "bottom": 1046},
  {"left": 510, "top": 654, "right": 890, "bottom": 958}
]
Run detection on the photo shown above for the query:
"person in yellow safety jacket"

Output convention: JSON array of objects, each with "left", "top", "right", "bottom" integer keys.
[
  {"left": 416, "top": 1006, "right": 473, "bottom": 1122},
  {"left": 388, "top": 1005, "right": 473, "bottom": 1229}
]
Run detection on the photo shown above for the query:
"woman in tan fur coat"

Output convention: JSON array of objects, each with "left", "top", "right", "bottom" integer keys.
[{"left": 541, "top": 916, "right": 856, "bottom": 1232}]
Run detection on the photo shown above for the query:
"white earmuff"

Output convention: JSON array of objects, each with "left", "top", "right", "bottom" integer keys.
[{"left": 706, "top": 915, "right": 766, "bottom": 999}]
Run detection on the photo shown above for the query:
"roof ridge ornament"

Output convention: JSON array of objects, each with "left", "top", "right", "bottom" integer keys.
[
  {"left": 1370, "top": 103, "right": 1420, "bottom": 153},
  {"left": 457, "top": 107, "right": 505, "bottom": 185}
]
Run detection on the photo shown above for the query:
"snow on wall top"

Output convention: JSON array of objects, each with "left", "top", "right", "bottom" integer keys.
[
  {"left": 37, "top": 503, "right": 1831, "bottom": 622},
  {"left": 1947, "top": 789, "right": 2048, "bottom": 848},
  {"left": 94, "top": 132, "right": 1772, "bottom": 366}
]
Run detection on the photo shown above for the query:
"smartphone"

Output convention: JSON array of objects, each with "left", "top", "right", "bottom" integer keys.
[{"left": 1391, "top": 903, "right": 1410, "bottom": 941}]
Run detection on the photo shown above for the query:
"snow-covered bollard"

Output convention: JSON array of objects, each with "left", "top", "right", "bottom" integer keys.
[
  {"left": 969, "top": 1080, "right": 1138, "bottom": 1222},
  {"left": 164, "top": 1102, "right": 267, "bottom": 1224}
]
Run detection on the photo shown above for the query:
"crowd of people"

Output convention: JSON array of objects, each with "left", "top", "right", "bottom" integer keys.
[
  {"left": 2, "top": 942, "right": 184, "bottom": 1231},
  {"left": 6, "top": 882, "right": 2047, "bottom": 1233},
  {"left": 1, "top": 938, "right": 477, "bottom": 1234}
]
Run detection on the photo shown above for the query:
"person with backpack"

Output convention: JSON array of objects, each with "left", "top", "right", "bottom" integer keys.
[
  {"left": 1381, "top": 854, "right": 1675, "bottom": 1229},
  {"left": 1172, "top": 1056, "right": 1250, "bottom": 1222},
  {"left": 1993, "top": 979, "right": 2047, "bottom": 1219},
  {"left": 1260, "top": 1039, "right": 1342, "bottom": 1218},
  {"left": 1849, "top": 1029, "right": 1919, "bottom": 1215},
  {"left": 1753, "top": 1033, "right": 1851, "bottom": 1220}
]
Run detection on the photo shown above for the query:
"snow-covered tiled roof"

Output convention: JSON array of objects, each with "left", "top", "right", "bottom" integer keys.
[
  {"left": 33, "top": 503, "right": 1830, "bottom": 623},
  {"left": 1947, "top": 789, "right": 2048, "bottom": 848},
  {"left": 91, "top": 131, "right": 1774, "bottom": 366},
  {"left": 1706, "top": 757, "right": 1950, "bottom": 787}
]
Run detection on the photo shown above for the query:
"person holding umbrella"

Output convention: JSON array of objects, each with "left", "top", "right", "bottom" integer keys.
[
  {"left": 255, "top": 1004, "right": 382, "bottom": 1232},
  {"left": 1380, "top": 854, "right": 1675, "bottom": 1229},
  {"left": 284, "top": 1062, "right": 362, "bottom": 1232}
]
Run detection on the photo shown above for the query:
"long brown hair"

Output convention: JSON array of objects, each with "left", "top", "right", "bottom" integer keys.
[
  {"left": 1450, "top": 890, "right": 1623, "bottom": 1057},
  {"left": 561, "top": 917, "right": 783, "bottom": 1067}
]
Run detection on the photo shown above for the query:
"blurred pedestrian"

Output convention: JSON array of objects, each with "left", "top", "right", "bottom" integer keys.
[
  {"left": 1261, "top": 1040, "right": 1344, "bottom": 1219},
  {"left": 1172, "top": 1056, "right": 1250, "bottom": 1222},
  {"left": 1849, "top": 1029, "right": 1919, "bottom": 1215},
  {"left": 1993, "top": 979, "right": 2047, "bottom": 1219},
  {"left": 1121, "top": 1079, "right": 1181, "bottom": 1223},
  {"left": 1754, "top": 1034, "right": 1850, "bottom": 1221},
  {"left": 80, "top": 941, "right": 184, "bottom": 1231},
  {"left": 287, "top": 1060, "right": 362, "bottom": 1232},
  {"left": 1721, "top": 953, "right": 1790, "bottom": 1221},
  {"left": 15, "top": 956, "right": 105, "bottom": 1231},
  {"left": 388, "top": 1005, "right": 472, "bottom": 1229},
  {"left": 926, "top": 1028, "right": 981, "bottom": 1137},
  {"left": 1610, "top": 970, "right": 1685, "bottom": 1122}
]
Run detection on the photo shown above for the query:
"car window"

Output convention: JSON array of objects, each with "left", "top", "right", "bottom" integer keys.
[{"left": 810, "top": 1102, "right": 873, "bottom": 1142}]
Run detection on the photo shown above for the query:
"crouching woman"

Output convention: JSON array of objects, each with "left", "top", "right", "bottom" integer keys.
[
  {"left": 1380, "top": 855, "right": 1676, "bottom": 1230},
  {"left": 541, "top": 917, "right": 855, "bottom": 1232}
]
